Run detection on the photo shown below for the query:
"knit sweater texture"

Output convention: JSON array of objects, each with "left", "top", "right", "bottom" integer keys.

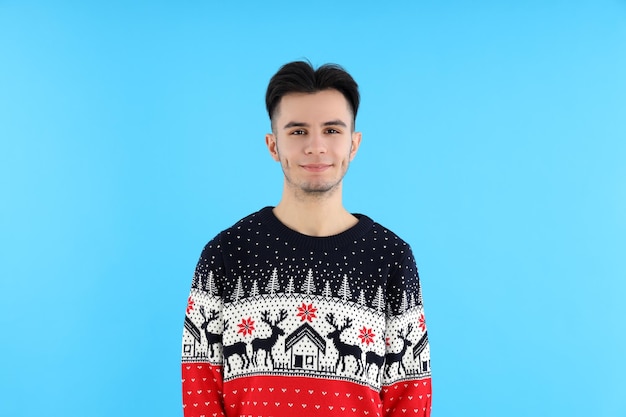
[{"left": 181, "top": 207, "right": 432, "bottom": 417}]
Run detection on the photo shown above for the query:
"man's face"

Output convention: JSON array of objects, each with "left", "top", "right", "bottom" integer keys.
[{"left": 266, "top": 89, "right": 362, "bottom": 197}]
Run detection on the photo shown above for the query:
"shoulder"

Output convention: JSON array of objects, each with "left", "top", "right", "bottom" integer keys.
[
  {"left": 226, "top": 206, "right": 273, "bottom": 232},
  {"left": 358, "top": 214, "right": 413, "bottom": 251},
  {"left": 203, "top": 207, "right": 273, "bottom": 247},
  {"left": 214, "top": 207, "right": 272, "bottom": 236}
]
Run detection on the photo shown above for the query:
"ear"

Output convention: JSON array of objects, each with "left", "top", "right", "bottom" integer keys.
[
  {"left": 265, "top": 133, "right": 280, "bottom": 162},
  {"left": 349, "top": 131, "right": 362, "bottom": 161}
]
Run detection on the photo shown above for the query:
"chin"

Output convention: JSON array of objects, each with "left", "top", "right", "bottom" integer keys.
[{"left": 300, "top": 182, "right": 341, "bottom": 194}]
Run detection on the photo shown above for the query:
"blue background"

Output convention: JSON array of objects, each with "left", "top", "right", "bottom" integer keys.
[{"left": 1, "top": 1, "right": 625, "bottom": 416}]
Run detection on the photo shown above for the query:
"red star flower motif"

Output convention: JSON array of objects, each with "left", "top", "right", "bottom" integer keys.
[
  {"left": 385, "top": 337, "right": 391, "bottom": 347},
  {"left": 419, "top": 313, "right": 427, "bottom": 332},
  {"left": 186, "top": 296, "right": 194, "bottom": 314},
  {"left": 358, "top": 326, "right": 375, "bottom": 346},
  {"left": 296, "top": 303, "right": 318, "bottom": 322},
  {"left": 237, "top": 317, "right": 255, "bottom": 336}
]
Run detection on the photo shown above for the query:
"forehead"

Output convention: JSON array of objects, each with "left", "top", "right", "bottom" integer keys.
[{"left": 275, "top": 89, "right": 352, "bottom": 123}]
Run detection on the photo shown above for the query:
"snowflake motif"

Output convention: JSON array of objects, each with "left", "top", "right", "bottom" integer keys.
[
  {"left": 186, "top": 296, "right": 194, "bottom": 314},
  {"left": 358, "top": 327, "right": 375, "bottom": 345},
  {"left": 237, "top": 317, "right": 255, "bottom": 336},
  {"left": 296, "top": 303, "right": 318, "bottom": 322},
  {"left": 419, "top": 313, "right": 427, "bottom": 332}
]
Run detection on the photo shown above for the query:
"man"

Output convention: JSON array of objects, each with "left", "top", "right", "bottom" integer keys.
[{"left": 181, "top": 61, "right": 432, "bottom": 417}]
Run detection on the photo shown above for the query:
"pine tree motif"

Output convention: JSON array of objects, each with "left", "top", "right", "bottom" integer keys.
[
  {"left": 205, "top": 270, "right": 218, "bottom": 295},
  {"left": 358, "top": 289, "right": 366, "bottom": 305},
  {"left": 373, "top": 286, "right": 384, "bottom": 312},
  {"left": 232, "top": 277, "right": 244, "bottom": 302},
  {"left": 338, "top": 274, "right": 351, "bottom": 302},
  {"left": 265, "top": 268, "right": 279, "bottom": 295},
  {"left": 322, "top": 280, "right": 333, "bottom": 298},
  {"left": 250, "top": 280, "right": 259, "bottom": 297},
  {"left": 400, "top": 290, "right": 408, "bottom": 313},
  {"left": 192, "top": 271, "right": 201, "bottom": 289},
  {"left": 409, "top": 293, "right": 416, "bottom": 309},
  {"left": 285, "top": 277, "right": 295, "bottom": 295},
  {"left": 417, "top": 280, "right": 424, "bottom": 306},
  {"left": 301, "top": 268, "right": 316, "bottom": 295}
]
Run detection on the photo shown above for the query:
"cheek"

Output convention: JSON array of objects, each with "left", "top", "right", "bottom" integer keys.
[
  {"left": 346, "top": 144, "right": 356, "bottom": 160},
  {"left": 278, "top": 143, "right": 302, "bottom": 160},
  {"left": 277, "top": 150, "right": 292, "bottom": 167}
]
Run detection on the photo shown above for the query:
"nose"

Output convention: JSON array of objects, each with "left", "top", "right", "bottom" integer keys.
[{"left": 304, "top": 132, "right": 327, "bottom": 154}]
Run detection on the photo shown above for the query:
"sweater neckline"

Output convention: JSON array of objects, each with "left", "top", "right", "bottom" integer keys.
[{"left": 256, "top": 206, "right": 374, "bottom": 251}]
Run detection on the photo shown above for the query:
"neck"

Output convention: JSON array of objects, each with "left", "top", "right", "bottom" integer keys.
[{"left": 273, "top": 182, "right": 358, "bottom": 237}]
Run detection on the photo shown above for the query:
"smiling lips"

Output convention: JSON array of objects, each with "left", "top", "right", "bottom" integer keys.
[{"left": 301, "top": 164, "right": 332, "bottom": 172}]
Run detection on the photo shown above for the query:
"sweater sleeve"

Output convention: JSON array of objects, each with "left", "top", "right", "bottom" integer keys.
[
  {"left": 181, "top": 238, "right": 226, "bottom": 417},
  {"left": 381, "top": 248, "right": 432, "bottom": 417}
]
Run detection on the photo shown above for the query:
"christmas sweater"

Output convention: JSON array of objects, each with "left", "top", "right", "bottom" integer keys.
[{"left": 181, "top": 207, "right": 432, "bottom": 417}]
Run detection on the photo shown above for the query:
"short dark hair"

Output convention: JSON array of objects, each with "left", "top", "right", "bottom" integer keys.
[{"left": 265, "top": 60, "right": 360, "bottom": 130}]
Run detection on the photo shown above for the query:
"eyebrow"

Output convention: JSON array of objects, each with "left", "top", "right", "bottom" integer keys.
[{"left": 282, "top": 120, "right": 348, "bottom": 129}]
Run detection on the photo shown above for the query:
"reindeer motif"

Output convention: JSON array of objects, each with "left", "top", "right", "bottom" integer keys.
[
  {"left": 365, "top": 351, "right": 385, "bottom": 378},
  {"left": 199, "top": 306, "right": 222, "bottom": 358},
  {"left": 325, "top": 313, "right": 364, "bottom": 376},
  {"left": 222, "top": 319, "right": 250, "bottom": 373},
  {"left": 251, "top": 309, "right": 288, "bottom": 367},
  {"left": 384, "top": 324, "right": 413, "bottom": 378}
]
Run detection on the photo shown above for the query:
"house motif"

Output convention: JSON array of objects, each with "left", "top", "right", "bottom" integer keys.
[
  {"left": 412, "top": 331, "right": 430, "bottom": 374},
  {"left": 183, "top": 315, "right": 202, "bottom": 358},
  {"left": 284, "top": 322, "right": 326, "bottom": 371}
]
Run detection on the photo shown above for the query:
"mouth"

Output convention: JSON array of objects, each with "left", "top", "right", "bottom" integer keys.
[{"left": 301, "top": 164, "right": 332, "bottom": 172}]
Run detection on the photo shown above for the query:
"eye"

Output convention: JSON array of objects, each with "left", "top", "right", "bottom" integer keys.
[
  {"left": 325, "top": 128, "right": 340, "bottom": 134},
  {"left": 291, "top": 129, "right": 306, "bottom": 135}
]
